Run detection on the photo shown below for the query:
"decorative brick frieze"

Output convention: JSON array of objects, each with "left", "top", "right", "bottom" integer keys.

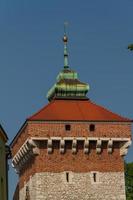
[
  {"left": 11, "top": 121, "right": 132, "bottom": 156},
  {"left": 12, "top": 137, "right": 131, "bottom": 171}
]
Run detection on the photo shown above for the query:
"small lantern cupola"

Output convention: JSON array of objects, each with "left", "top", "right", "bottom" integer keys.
[{"left": 47, "top": 24, "right": 89, "bottom": 101}]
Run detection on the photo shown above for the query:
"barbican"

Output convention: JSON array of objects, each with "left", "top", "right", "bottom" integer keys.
[{"left": 11, "top": 31, "right": 132, "bottom": 200}]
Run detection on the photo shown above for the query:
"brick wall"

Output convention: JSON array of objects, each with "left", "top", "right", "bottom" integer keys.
[
  {"left": 11, "top": 124, "right": 29, "bottom": 155},
  {"left": 28, "top": 122, "right": 131, "bottom": 139},
  {"left": 12, "top": 121, "right": 131, "bottom": 156}
]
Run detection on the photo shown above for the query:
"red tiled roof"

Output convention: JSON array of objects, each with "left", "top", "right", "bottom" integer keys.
[{"left": 28, "top": 99, "right": 131, "bottom": 122}]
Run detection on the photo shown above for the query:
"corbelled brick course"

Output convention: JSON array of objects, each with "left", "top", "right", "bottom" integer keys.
[{"left": 12, "top": 121, "right": 131, "bottom": 155}]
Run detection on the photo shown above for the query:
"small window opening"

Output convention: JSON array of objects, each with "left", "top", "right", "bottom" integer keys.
[
  {"left": 93, "top": 173, "right": 97, "bottom": 182},
  {"left": 66, "top": 172, "right": 69, "bottom": 182},
  {"left": 89, "top": 124, "right": 95, "bottom": 132},
  {"left": 65, "top": 124, "right": 71, "bottom": 131}
]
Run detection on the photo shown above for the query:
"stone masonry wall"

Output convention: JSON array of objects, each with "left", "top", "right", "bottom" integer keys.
[{"left": 19, "top": 171, "right": 126, "bottom": 200}]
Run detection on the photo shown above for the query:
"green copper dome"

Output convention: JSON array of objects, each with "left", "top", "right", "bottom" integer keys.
[{"left": 47, "top": 34, "right": 90, "bottom": 101}]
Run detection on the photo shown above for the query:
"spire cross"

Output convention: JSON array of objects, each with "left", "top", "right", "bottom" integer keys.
[{"left": 63, "top": 22, "right": 69, "bottom": 69}]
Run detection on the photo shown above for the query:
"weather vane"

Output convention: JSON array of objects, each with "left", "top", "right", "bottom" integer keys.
[{"left": 64, "top": 21, "right": 68, "bottom": 36}]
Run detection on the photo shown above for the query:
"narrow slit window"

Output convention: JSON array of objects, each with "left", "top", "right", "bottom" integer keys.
[
  {"left": 93, "top": 173, "right": 97, "bottom": 182},
  {"left": 66, "top": 172, "right": 69, "bottom": 182},
  {"left": 89, "top": 124, "right": 95, "bottom": 132},
  {"left": 65, "top": 124, "right": 71, "bottom": 131},
  {"left": 25, "top": 186, "right": 30, "bottom": 200}
]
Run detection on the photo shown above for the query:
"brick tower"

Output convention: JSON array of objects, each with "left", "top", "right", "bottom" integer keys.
[{"left": 11, "top": 32, "right": 132, "bottom": 200}]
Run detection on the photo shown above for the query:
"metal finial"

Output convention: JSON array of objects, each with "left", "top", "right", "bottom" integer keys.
[
  {"left": 64, "top": 21, "right": 68, "bottom": 36},
  {"left": 63, "top": 22, "right": 69, "bottom": 69},
  {"left": 63, "top": 22, "right": 68, "bottom": 43}
]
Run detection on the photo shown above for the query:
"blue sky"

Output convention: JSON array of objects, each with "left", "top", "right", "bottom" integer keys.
[{"left": 0, "top": 0, "right": 133, "bottom": 199}]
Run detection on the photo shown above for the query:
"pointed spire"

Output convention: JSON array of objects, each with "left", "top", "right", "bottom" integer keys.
[{"left": 63, "top": 22, "right": 69, "bottom": 69}]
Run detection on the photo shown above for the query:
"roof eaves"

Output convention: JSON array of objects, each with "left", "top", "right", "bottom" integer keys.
[{"left": 27, "top": 119, "right": 132, "bottom": 123}]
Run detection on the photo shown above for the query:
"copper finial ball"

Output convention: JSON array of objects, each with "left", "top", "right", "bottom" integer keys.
[{"left": 63, "top": 35, "right": 68, "bottom": 43}]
